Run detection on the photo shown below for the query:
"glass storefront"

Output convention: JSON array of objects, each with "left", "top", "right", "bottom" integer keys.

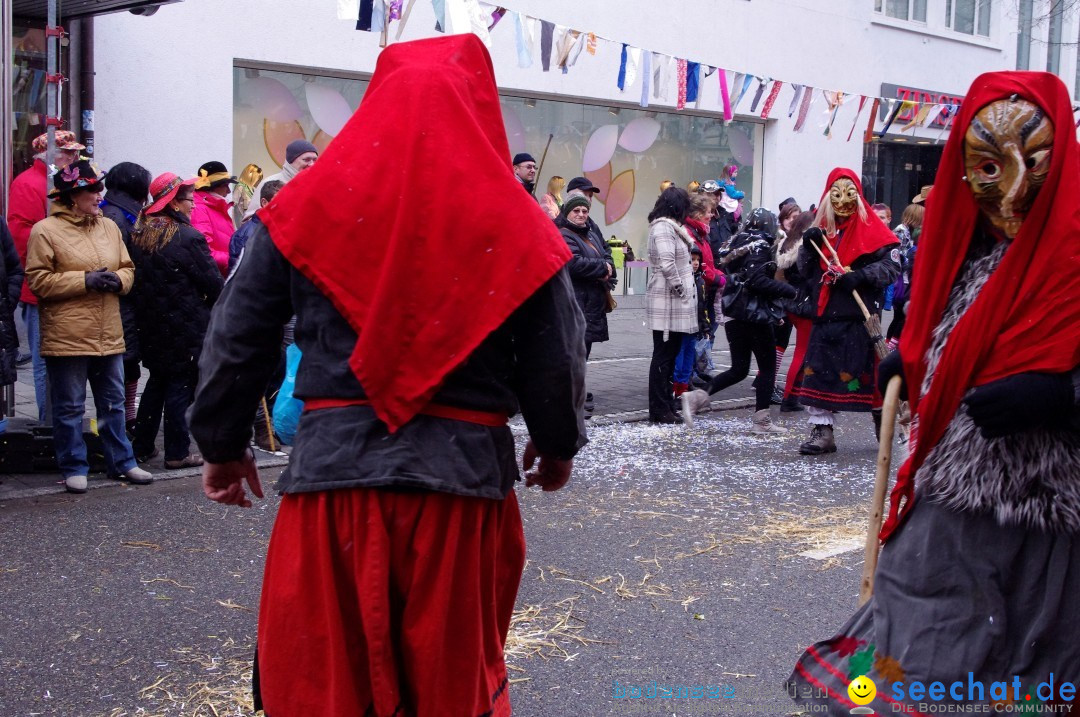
[
  {"left": 233, "top": 64, "right": 764, "bottom": 261},
  {"left": 10, "top": 21, "right": 55, "bottom": 176}
]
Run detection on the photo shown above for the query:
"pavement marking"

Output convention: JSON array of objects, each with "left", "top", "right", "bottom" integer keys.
[{"left": 798, "top": 538, "right": 864, "bottom": 560}]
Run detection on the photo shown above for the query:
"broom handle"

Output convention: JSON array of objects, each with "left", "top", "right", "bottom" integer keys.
[
  {"left": 260, "top": 397, "right": 277, "bottom": 453},
  {"left": 810, "top": 239, "right": 874, "bottom": 323},
  {"left": 859, "top": 375, "right": 902, "bottom": 606}
]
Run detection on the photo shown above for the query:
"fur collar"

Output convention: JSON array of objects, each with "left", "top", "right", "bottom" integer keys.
[
  {"left": 651, "top": 217, "right": 695, "bottom": 250},
  {"left": 775, "top": 231, "right": 801, "bottom": 270}
]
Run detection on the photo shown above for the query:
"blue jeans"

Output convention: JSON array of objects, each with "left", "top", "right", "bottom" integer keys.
[
  {"left": 131, "top": 369, "right": 196, "bottom": 462},
  {"left": 20, "top": 303, "right": 49, "bottom": 422},
  {"left": 673, "top": 334, "right": 698, "bottom": 385},
  {"left": 45, "top": 354, "right": 137, "bottom": 478}
]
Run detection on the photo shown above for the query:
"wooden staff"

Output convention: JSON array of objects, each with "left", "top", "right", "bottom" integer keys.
[
  {"left": 260, "top": 397, "right": 277, "bottom": 453},
  {"left": 859, "top": 375, "right": 903, "bottom": 606},
  {"left": 533, "top": 133, "right": 554, "bottom": 197}
]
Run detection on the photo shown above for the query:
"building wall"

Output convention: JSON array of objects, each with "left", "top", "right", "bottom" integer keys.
[{"left": 94, "top": 0, "right": 1059, "bottom": 213}]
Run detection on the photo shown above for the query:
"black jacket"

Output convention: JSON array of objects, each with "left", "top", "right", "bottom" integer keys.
[
  {"left": 558, "top": 219, "right": 613, "bottom": 344},
  {"left": 190, "top": 224, "right": 588, "bottom": 500},
  {"left": 130, "top": 211, "right": 223, "bottom": 375},
  {"left": 798, "top": 239, "right": 900, "bottom": 322},
  {"left": 0, "top": 218, "right": 23, "bottom": 385},
  {"left": 721, "top": 231, "right": 796, "bottom": 323},
  {"left": 708, "top": 210, "right": 738, "bottom": 268},
  {"left": 101, "top": 191, "right": 144, "bottom": 362}
]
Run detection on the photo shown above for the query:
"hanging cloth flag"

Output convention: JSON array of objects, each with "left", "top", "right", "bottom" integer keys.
[
  {"left": 719, "top": 69, "right": 733, "bottom": 122},
  {"left": 760, "top": 80, "right": 783, "bottom": 120},
  {"left": 793, "top": 87, "right": 815, "bottom": 132},
  {"left": 901, "top": 102, "right": 933, "bottom": 132},
  {"left": 878, "top": 99, "right": 912, "bottom": 138},
  {"left": 563, "top": 32, "right": 587, "bottom": 70},
  {"left": 487, "top": 5, "right": 506, "bottom": 30},
  {"left": 921, "top": 103, "right": 946, "bottom": 129},
  {"left": 431, "top": 0, "right": 447, "bottom": 31},
  {"left": 513, "top": 12, "right": 537, "bottom": 68},
  {"left": 676, "top": 59, "right": 688, "bottom": 110},
  {"left": 864, "top": 97, "right": 882, "bottom": 143},
  {"left": 847, "top": 96, "right": 868, "bottom": 142},
  {"left": 732, "top": 73, "right": 755, "bottom": 111},
  {"left": 640, "top": 51, "right": 653, "bottom": 108},
  {"left": 618, "top": 44, "right": 642, "bottom": 91},
  {"left": 822, "top": 91, "right": 845, "bottom": 139},
  {"left": 749, "top": 78, "right": 768, "bottom": 114},
  {"left": 554, "top": 27, "right": 575, "bottom": 71},
  {"left": 461, "top": 0, "right": 492, "bottom": 45},
  {"left": 587, "top": 33, "right": 598, "bottom": 55},
  {"left": 540, "top": 21, "right": 555, "bottom": 71},
  {"left": 653, "top": 54, "right": 674, "bottom": 101},
  {"left": 787, "top": 84, "right": 804, "bottom": 118},
  {"left": 686, "top": 62, "right": 701, "bottom": 104},
  {"left": 936, "top": 104, "right": 957, "bottom": 141},
  {"left": 358, "top": 0, "right": 384, "bottom": 30}
]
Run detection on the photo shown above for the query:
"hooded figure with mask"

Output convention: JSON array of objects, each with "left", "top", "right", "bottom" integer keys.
[
  {"left": 788, "top": 71, "right": 1080, "bottom": 716},
  {"left": 789, "top": 168, "right": 900, "bottom": 455},
  {"left": 189, "top": 35, "right": 587, "bottom": 717}
]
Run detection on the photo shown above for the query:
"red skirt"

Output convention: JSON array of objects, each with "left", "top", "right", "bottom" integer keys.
[{"left": 257, "top": 488, "right": 526, "bottom": 717}]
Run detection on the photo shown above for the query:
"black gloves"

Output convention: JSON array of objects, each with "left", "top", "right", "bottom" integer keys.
[
  {"left": 802, "top": 227, "right": 825, "bottom": 250},
  {"left": 876, "top": 349, "right": 907, "bottom": 401},
  {"left": 833, "top": 270, "right": 863, "bottom": 293},
  {"left": 963, "top": 372, "right": 1074, "bottom": 439},
  {"left": 85, "top": 268, "right": 122, "bottom": 293}
]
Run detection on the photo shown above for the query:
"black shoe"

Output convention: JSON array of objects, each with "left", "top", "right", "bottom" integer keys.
[
  {"left": 770, "top": 386, "right": 784, "bottom": 405},
  {"left": 584, "top": 392, "right": 595, "bottom": 413},
  {"left": 648, "top": 413, "right": 680, "bottom": 424},
  {"left": 690, "top": 374, "right": 710, "bottom": 389},
  {"left": 15, "top": 352, "right": 31, "bottom": 366},
  {"left": 780, "top": 395, "right": 804, "bottom": 413}
]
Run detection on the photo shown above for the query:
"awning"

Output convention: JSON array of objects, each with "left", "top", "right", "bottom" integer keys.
[{"left": 12, "top": 0, "right": 181, "bottom": 20}]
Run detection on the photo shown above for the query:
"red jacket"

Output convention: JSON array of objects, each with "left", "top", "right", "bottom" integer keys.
[
  {"left": 7, "top": 161, "right": 48, "bottom": 305},
  {"left": 190, "top": 191, "right": 235, "bottom": 276}
]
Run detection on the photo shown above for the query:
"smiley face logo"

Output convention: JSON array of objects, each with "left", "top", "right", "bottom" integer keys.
[{"left": 848, "top": 675, "right": 876, "bottom": 706}]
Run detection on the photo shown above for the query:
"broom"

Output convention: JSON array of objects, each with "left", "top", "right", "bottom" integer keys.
[
  {"left": 807, "top": 238, "right": 890, "bottom": 360},
  {"left": 859, "top": 374, "right": 902, "bottom": 606}
]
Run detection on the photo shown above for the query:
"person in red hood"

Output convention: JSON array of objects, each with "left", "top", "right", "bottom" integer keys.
[
  {"left": 789, "top": 168, "right": 900, "bottom": 455},
  {"left": 789, "top": 72, "right": 1080, "bottom": 716},
  {"left": 6, "top": 130, "right": 84, "bottom": 422},
  {"left": 190, "top": 161, "right": 237, "bottom": 275},
  {"left": 189, "top": 34, "right": 586, "bottom": 717}
]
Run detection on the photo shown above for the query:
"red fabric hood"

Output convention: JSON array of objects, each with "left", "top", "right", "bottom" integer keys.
[
  {"left": 813, "top": 167, "right": 897, "bottom": 315},
  {"left": 259, "top": 35, "right": 571, "bottom": 432},
  {"left": 881, "top": 71, "right": 1080, "bottom": 540}
]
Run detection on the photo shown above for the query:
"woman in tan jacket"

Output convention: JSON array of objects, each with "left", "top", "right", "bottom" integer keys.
[{"left": 25, "top": 160, "right": 152, "bottom": 493}]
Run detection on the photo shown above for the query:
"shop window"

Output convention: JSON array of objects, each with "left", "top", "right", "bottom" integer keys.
[
  {"left": 945, "top": 0, "right": 992, "bottom": 37},
  {"left": 874, "top": 0, "right": 927, "bottom": 23},
  {"left": 232, "top": 65, "right": 763, "bottom": 262}
]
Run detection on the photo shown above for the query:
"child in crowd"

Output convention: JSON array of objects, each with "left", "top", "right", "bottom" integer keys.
[{"left": 672, "top": 247, "right": 711, "bottom": 397}]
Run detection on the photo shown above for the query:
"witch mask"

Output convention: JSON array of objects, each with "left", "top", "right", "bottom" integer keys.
[
  {"left": 963, "top": 97, "right": 1053, "bottom": 239},
  {"left": 828, "top": 177, "right": 859, "bottom": 219}
]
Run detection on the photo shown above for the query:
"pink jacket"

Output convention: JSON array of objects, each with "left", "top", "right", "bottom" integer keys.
[{"left": 190, "top": 192, "right": 235, "bottom": 276}]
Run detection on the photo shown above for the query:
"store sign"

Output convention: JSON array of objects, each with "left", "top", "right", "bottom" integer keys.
[{"left": 879, "top": 83, "right": 964, "bottom": 127}]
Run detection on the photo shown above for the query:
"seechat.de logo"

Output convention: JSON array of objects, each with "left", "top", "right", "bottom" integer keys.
[{"left": 848, "top": 675, "right": 877, "bottom": 714}]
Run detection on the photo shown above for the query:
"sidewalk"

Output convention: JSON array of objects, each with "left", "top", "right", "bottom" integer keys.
[{"left": 0, "top": 299, "right": 808, "bottom": 501}]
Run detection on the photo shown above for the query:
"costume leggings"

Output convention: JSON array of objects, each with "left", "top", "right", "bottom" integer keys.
[{"left": 708, "top": 320, "right": 775, "bottom": 411}]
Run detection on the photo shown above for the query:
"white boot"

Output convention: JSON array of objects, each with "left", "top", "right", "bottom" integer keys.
[
  {"left": 65, "top": 475, "right": 88, "bottom": 494},
  {"left": 115, "top": 466, "right": 153, "bottom": 485},
  {"left": 751, "top": 409, "right": 787, "bottom": 434},
  {"left": 680, "top": 390, "right": 711, "bottom": 427}
]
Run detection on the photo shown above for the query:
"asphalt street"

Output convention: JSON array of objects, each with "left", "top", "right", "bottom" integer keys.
[{"left": 0, "top": 407, "right": 891, "bottom": 717}]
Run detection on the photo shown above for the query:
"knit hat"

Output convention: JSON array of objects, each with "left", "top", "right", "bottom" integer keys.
[
  {"left": 32, "top": 130, "right": 85, "bottom": 154},
  {"left": 285, "top": 139, "right": 319, "bottom": 165},
  {"left": 512, "top": 152, "right": 536, "bottom": 166},
  {"left": 145, "top": 172, "right": 197, "bottom": 215},
  {"left": 560, "top": 194, "right": 591, "bottom": 217},
  {"left": 194, "top": 160, "right": 237, "bottom": 190},
  {"left": 50, "top": 159, "right": 104, "bottom": 197}
]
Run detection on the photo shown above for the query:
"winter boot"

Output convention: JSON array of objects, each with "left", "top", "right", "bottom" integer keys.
[
  {"left": 751, "top": 409, "right": 787, "bottom": 434},
  {"left": 673, "top": 382, "right": 688, "bottom": 397},
  {"left": 780, "top": 395, "right": 804, "bottom": 412},
  {"left": 799, "top": 424, "right": 837, "bottom": 455},
  {"left": 680, "top": 389, "right": 711, "bottom": 428}
]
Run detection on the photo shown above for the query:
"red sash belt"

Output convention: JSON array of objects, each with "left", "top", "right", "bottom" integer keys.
[{"left": 302, "top": 397, "right": 509, "bottom": 427}]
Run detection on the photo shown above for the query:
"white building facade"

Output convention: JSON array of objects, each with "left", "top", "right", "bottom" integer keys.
[{"left": 92, "top": 0, "right": 1079, "bottom": 254}]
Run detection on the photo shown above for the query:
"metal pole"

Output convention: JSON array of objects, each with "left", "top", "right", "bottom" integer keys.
[
  {"left": 1, "top": 0, "right": 13, "bottom": 216},
  {"left": 45, "top": 0, "right": 56, "bottom": 214},
  {"left": 79, "top": 17, "right": 93, "bottom": 159}
]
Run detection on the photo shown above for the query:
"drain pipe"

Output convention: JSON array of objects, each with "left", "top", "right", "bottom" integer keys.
[{"left": 79, "top": 16, "right": 94, "bottom": 159}]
